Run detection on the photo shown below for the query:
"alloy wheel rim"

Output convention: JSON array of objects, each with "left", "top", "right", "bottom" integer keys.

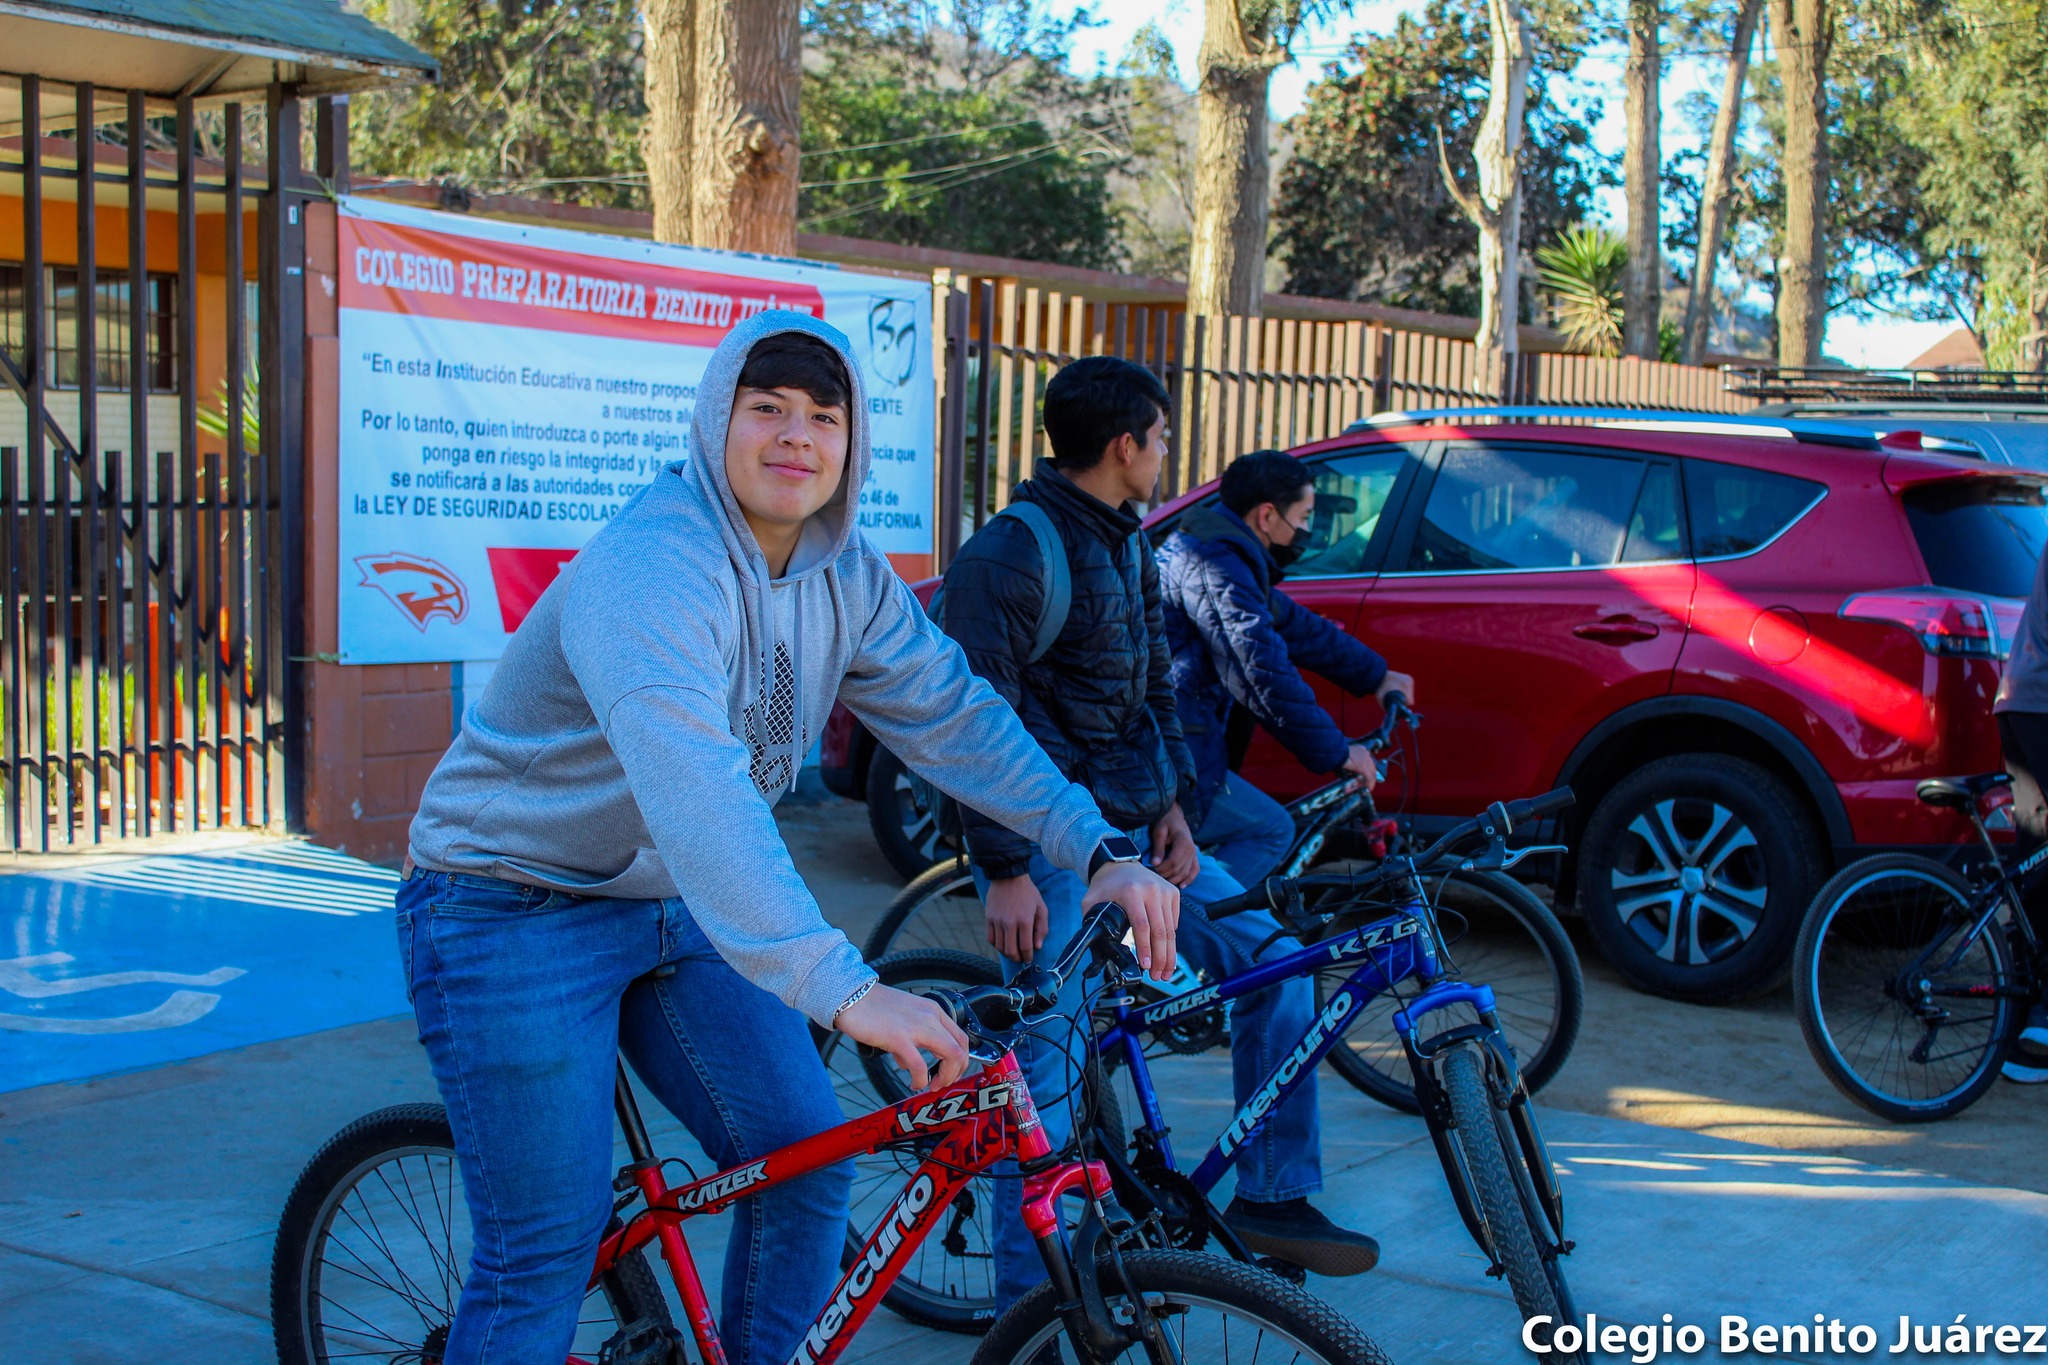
[{"left": 1609, "top": 797, "right": 1769, "bottom": 964}]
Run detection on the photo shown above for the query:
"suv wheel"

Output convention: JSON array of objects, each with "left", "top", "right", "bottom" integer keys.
[
  {"left": 865, "top": 745, "right": 954, "bottom": 880},
  {"left": 1578, "top": 754, "right": 1823, "bottom": 1003}
]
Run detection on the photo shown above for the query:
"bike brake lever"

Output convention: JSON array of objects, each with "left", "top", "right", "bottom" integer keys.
[{"left": 1499, "top": 843, "right": 1570, "bottom": 871}]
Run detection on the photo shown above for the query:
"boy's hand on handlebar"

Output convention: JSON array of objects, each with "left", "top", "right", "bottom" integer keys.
[
  {"left": 1375, "top": 671, "right": 1415, "bottom": 706},
  {"left": 835, "top": 984, "right": 971, "bottom": 1091},
  {"left": 1341, "top": 743, "right": 1380, "bottom": 789},
  {"left": 1084, "top": 862, "right": 1180, "bottom": 982}
]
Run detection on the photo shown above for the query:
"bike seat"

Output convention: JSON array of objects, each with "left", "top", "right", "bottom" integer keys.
[{"left": 1915, "top": 773, "right": 2010, "bottom": 810}]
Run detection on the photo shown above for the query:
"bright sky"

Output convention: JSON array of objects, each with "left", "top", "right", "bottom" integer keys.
[{"left": 1068, "top": 0, "right": 1947, "bottom": 367}]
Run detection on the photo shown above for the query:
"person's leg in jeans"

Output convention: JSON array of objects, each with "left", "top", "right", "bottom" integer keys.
[
  {"left": 1173, "top": 851, "right": 1322, "bottom": 1204},
  {"left": 618, "top": 900, "right": 852, "bottom": 1365},
  {"left": 1195, "top": 772, "right": 1297, "bottom": 888},
  {"left": 973, "top": 849, "right": 1088, "bottom": 1311},
  {"left": 399, "top": 872, "right": 664, "bottom": 1365}
]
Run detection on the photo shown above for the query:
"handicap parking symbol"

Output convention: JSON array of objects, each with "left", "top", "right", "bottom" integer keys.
[{"left": 0, "top": 952, "right": 246, "bottom": 1034}]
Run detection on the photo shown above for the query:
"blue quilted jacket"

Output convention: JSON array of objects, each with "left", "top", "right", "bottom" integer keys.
[{"left": 1158, "top": 504, "right": 1388, "bottom": 830}]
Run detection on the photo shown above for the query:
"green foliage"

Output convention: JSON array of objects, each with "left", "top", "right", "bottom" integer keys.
[
  {"left": 347, "top": 0, "right": 648, "bottom": 208},
  {"left": 197, "top": 371, "right": 261, "bottom": 451},
  {"left": 1898, "top": 0, "right": 2048, "bottom": 360},
  {"left": 1535, "top": 225, "right": 1626, "bottom": 354},
  {"left": 797, "top": 0, "right": 1125, "bottom": 268},
  {"left": 1272, "top": 0, "right": 1611, "bottom": 318}
]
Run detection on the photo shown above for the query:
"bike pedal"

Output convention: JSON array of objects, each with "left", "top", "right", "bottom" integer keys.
[{"left": 1254, "top": 1256, "right": 1308, "bottom": 1286}]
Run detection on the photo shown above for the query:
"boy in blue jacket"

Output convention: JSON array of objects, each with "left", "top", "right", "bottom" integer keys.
[{"left": 1159, "top": 449, "right": 1415, "bottom": 885}]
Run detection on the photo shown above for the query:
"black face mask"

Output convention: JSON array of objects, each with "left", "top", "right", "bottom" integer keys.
[{"left": 1269, "top": 538, "right": 1305, "bottom": 570}]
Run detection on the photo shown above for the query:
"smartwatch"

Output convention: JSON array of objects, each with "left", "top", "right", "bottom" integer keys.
[{"left": 1088, "top": 834, "right": 1144, "bottom": 880}]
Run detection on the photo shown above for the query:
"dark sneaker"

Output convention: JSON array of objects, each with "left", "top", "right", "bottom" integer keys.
[
  {"left": 2019, "top": 1002, "right": 2048, "bottom": 1052},
  {"left": 1223, "top": 1196, "right": 1380, "bottom": 1277},
  {"left": 2002, "top": 1057, "right": 2048, "bottom": 1084}
]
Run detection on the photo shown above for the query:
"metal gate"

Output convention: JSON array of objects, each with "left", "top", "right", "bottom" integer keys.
[{"left": 1, "top": 73, "right": 320, "bottom": 851}]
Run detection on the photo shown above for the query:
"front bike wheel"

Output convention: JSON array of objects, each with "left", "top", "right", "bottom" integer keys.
[
  {"left": 973, "top": 1249, "right": 1392, "bottom": 1365},
  {"left": 1315, "top": 870, "right": 1583, "bottom": 1113},
  {"left": 271, "top": 1104, "right": 671, "bottom": 1365},
  {"left": 819, "top": 948, "right": 1124, "bottom": 1333},
  {"left": 1793, "top": 854, "right": 2021, "bottom": 1122},
  {"left": 864, "top": 854, "right": 987, "bottom": 961},
  {"left": 1439, "top": 1042, "right": 1579, "bottom": 1363}
]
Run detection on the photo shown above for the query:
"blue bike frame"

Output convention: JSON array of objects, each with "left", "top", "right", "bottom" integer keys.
[{"left": 1096, "top": 898, "right": 1495, "bottom": 1194}]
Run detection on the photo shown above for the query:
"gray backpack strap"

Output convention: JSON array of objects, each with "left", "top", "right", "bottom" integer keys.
[{"left": 1000, "top": 500, "right": 1071, "bottom": 663}]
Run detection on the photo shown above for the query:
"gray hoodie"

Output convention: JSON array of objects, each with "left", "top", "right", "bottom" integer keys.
[{"left": 408, "top": 310, "right": 1115, "bottom": 1025}]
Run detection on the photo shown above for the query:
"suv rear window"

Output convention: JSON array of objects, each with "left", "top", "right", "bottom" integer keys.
[
  {"left": 1684, "top": 462, "right": 1824, "bottom": 558},
  {"left": 1904, "top": 481, "right": 2048, "bottom": 598}
]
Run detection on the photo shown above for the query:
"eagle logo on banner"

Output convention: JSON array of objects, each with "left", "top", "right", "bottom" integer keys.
[{"left": 355, "top": 552, "right": 470, "bottom": 631}]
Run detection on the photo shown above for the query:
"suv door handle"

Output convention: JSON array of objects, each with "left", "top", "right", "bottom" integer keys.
[{"left": 1572, "top": 616, "right": 1660, "bottom": 645}]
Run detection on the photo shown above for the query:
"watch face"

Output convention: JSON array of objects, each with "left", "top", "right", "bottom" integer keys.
[{"left": 1102, "top": 835, "right": 1142, "bottom": 862}]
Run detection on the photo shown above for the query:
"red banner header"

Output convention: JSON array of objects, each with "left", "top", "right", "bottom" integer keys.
[{"left": 338, "top": 215, "right": 828, "bottom": 347}]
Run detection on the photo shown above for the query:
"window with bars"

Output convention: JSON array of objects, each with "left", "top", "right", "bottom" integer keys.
[{"left": 0, "top": 263, "right": 180, "bottom": 392}]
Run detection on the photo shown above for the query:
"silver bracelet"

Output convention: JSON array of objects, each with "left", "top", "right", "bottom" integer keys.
[{"left": 832, "top": 978, "right": 876, "bottom": 1025}]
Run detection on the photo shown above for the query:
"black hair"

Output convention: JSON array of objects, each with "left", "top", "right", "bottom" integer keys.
[
  {"left": 1041, "top": 355, "right": 1171, "bottom": 471},
  {"left": 737, "top": 332, "right": 851, "bottom": 410},
  {"left": 1219, "top": 449, "right": 1313, "bottom": 518}
]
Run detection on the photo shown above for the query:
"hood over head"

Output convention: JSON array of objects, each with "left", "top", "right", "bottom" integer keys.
[{"left": 688, "top": 309, "right": 870, "bottom": 583}]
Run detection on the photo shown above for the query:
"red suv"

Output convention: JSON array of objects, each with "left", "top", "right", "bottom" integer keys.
[{"left": 820, "top": 411, "right": 2046, "bottom": 1002}]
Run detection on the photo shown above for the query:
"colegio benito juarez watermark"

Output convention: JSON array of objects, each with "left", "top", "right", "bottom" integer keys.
[{"left": 1524, "top": 1313, "right": 2048, "bottom": 1359}]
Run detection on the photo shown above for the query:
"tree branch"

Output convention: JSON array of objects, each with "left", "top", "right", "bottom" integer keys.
[{"left": 1435, "top": 124, "right": 1486, "bottom": 227}]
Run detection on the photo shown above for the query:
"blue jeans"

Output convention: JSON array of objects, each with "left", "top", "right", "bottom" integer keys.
[
  {"left": 395, "top": 870, "right": 851, "bottom": 1365},
  {"left": 1196, "top": 772, "right": 1297, "bottom": 887},
  {"left": 973, "top": 833, "right": 1323, "bottom": 1309}
]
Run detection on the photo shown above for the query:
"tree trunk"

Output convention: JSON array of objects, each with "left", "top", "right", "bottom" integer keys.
[
  {"left": 1770, "top": 0, "right": 1831, "bottom": 367},
  {"left": 2027, "top": 260, "right": 2048, "bottom": 374},
  {"left": 1188, "top": 0, "right": 1281, "bottom": 316},
  {"left": 690, "top": 0, "right": 802, "bottom": 255},
  {"left": 1622, "top": 0, "right": 1663, "bottom": 359},
  {"left": 1682, "top": 0, "right": 1764, "bottom": 365},
  {"left": 641, "top": 0, "right": 695, "bottom": 245},
  {"left": 1440, "top": 0, "right": 1534, "bottom": 379}
]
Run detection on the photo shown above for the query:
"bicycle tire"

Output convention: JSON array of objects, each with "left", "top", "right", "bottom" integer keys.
[
  {"left": 972, "top": 1248, "right": 1391, "bottom": 1365},
  {"left": 1440, "top": 1042, "right": 1580, "bottom": 1363},
  {"left": 820, "top": 949, "right": 1125, "bottom": 1333},
  {"left": 1793, "top": 853, "right": 2021, "bottom": 1123},
  {"left": 271, "top": 1104, "right": 670, "bottom": 1365},
  {"left": 1315, "top": 870, "right": 1584, "bottom": 1113}
]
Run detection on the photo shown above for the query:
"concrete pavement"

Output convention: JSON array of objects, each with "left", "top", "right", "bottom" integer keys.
[{"left": 3, "top": 788, "right": 2046, "bottom": 1363}]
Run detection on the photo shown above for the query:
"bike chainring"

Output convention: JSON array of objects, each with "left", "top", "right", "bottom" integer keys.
[
  {"left": 599, "top": 1322, "right": 689, "bottom": 1365},
  {"left": 1131, "top": 1156, "right": 1212, "bottom": 1251},
  {"left": 1160, "top": 1009, "right": 1227, "bottom": 1054}
]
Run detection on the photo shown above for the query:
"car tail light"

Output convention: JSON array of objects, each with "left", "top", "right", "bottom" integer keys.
[{"left": 1839, "top": 588, "right": 2007, "bottom": 658}]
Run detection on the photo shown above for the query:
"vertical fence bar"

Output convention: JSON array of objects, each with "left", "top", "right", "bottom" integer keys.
[
  {"left": 175, "top": 93, "right": 199, "bottom": 829},
  {"left": 263, "top": 82, "right": 307, "bottom": 827},
  {"left": 76, "top": 81, "right": 101, "bottom": 842},
  {"left": 50, "top": 110, "right": 77, "bottom": 846},
  {"left": 991, "top": 280, "right": 1016, "bottom": 512},
  {"left": 225, "top": 102, "right": 249, "bottom": 826},
  {"left": 937, "top": 285, "right": 969, "bottom": 567},
  {"left": 971, "top": 279, "right": 995, "bottom": 531},
  {"left": 2, "top": 431, "right": 16, "bottom": 850},
  {"left": 23, "top": 73, "right": 50, "bottom": 849},
  {"left": 1018, "top": 288, "right": 1042, "bottom": 476},
  {"left": 126, "top": 87, "right": 149, "bottom": 836}
]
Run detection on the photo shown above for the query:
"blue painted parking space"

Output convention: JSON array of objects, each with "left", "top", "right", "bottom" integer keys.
[{"left": 0, "top": 842, "right": 409, "bottom": 1093}]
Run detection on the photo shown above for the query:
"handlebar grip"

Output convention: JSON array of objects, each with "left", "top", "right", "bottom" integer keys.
[
  {"left": 1200, "top": 876, "right": 1285, "bottom": 921},
  {"left": 1381, "top": 691, "right": 1409, "bottom": 713},
  {"left": 1503, "top": 786, "right": 1575, "bottom": 826}
]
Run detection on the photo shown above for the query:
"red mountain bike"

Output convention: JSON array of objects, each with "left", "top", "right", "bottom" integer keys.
[{"left": 270, "top": 904, "right": 1390, "bottom": 1365}]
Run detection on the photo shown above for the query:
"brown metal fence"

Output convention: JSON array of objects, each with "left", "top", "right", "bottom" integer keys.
[
  {"left": 0, "top": 73, "right": 325, "bottom": 851},
  {"left": 935, "top": 275, "right": 1752, "bottom": 564}
]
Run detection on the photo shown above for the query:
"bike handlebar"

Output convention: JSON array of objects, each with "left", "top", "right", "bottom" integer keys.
[
  {"left": 923, "top": 900, "right": 1136, "bottom": 1038},
  {"left": 1356, "top": 691, "right": 1419, "bottom": 754},
  {"left": 1199, "top": 785, "right": 1577, "bottom": 921}
]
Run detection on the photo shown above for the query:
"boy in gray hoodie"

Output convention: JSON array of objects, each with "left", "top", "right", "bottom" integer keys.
[{"left": 400, "top": 311, "right": 1178, "bottom": 1365}]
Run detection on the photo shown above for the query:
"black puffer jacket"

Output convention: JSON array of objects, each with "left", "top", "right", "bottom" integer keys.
[{"left": 941, "top": 460, "right": 1196, "bottom": 879}]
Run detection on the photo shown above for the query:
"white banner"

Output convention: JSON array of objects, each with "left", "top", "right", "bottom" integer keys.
[{"left": 335, "top": 196, "right": 934, "bottom": 664}]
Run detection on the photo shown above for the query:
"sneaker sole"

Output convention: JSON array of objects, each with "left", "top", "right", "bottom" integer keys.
[
  {"left": 2018, "top": 1025, "right": 2048, "bottom": 1049},
  {"left": 2000, "top": 1060, "right": 2048, "bottom": 1084},
  {"left": 1223, "top": 1224, "right": 1380, "bottom": 1277}
]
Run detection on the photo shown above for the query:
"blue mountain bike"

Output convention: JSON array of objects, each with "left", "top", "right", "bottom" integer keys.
[{"left": 819, "top": 791, "right": 1585, "bottom": 1357}]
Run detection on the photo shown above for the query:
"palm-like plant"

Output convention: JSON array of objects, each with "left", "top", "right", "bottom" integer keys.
[{"left": 1535, "top": 225, "right": 1627, "bottom": 357}]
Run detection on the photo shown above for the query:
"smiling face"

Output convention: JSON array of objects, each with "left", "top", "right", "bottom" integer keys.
[{"left": 723, "top": 385, "right": 850, "bottom": 569}]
